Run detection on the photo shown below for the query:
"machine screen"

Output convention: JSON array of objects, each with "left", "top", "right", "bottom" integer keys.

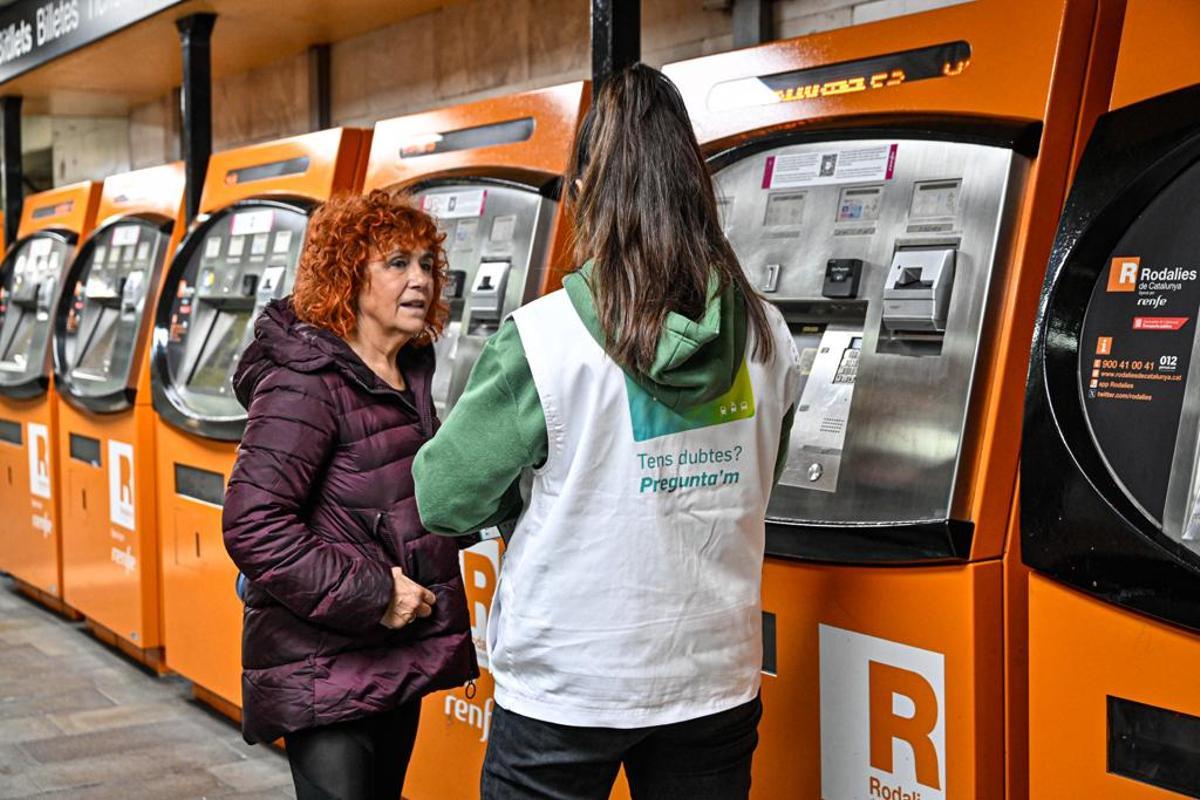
[
  {"left": 188, "top": 312, "right": 250, "bottom": 395},
  {"left": 0, "top": 233, "right": 74, "bottom": 392},
  {"left": 764, "top": 192, "right": 807, "bottom": 227},
  {"left": 58, "top": 220, "right": 169, "bottom": 402},
  {"left": 418, "top": 182, "right": 554, "bottom": 415},
  {"left": 712, "top": 137, "right": 1015, "bottom": 532},
  {"left": 159, "top": 203, "right": 308, "bottom": 422}
]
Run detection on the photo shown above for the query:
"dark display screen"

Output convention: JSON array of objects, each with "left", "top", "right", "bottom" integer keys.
[
  {"left": 1079, "top": 160, "right": 1200, "bottom": 526},
  {"left": 188, "top": 311, "right": 251, "bottom": 395},
  {"left": 707, "top": 41, "right": 971, "bottom": 111}
]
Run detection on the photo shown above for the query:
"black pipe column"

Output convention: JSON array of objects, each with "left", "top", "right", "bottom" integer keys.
[
  {"left": 732, "top": 0, "right": 773, "bottom": 48},
  {"left": 1, "top": 96, "right": 21, "bottom": 247},
  {"left": 176, "top": 13, "right": 216, "bottom": 224},
  {"left": 591, "top": 0, "right": 640, "bottom": 93}
]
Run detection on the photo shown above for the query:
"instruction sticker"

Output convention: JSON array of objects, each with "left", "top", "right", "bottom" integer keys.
[
  {"left": 231, "top": 209, "right": 274, "bottom": 236},
  {"left": 763, "top": 144, "right": 898, "bottom": 189},
  {"left": 422, "top": 190, "right": 486, "bottom": 220},
  {"left": 111, "top": 225, "right": 140, "bottom": 247}
]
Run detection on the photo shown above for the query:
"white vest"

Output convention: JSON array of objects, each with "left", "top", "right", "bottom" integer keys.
[{"left": 494, "top": 289, "right": 799, "bottom": 728}]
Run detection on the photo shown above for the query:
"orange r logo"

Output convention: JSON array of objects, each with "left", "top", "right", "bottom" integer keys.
[
  {"left": 1107, "top": 257, "right": 1139, "bottom": 292},
  {"left": 868, "top": 660, "right": 942, "bottom": 790}
]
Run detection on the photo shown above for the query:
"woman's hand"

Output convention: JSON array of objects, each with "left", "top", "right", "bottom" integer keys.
[{"left": 380, "top": 566, "right": 437, "bottom": 629}]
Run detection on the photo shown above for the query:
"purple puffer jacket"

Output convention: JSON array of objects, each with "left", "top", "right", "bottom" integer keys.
[{"left": 223, "top": 299, "right": 477, "bottom": 744}]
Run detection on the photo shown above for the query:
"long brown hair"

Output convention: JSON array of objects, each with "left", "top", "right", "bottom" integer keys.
[{"left": 567, "top": 63, "right": 774, "bottom": 373}]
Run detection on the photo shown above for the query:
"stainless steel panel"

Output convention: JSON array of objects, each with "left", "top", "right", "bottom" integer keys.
[
  {"left": 714, "top": 138, "right": 1024, "bottom": 526},
  {"left": 421, "top": 182, "right": 555, "bottom": 415}
]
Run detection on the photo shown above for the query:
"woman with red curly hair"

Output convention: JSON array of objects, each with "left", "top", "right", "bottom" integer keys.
[{"left": 222, "top": 189, "right": 477, "bottom": 800}]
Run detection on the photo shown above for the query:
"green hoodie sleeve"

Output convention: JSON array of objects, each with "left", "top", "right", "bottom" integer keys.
[{"left": 414, "top": 320, "right": 548, "bottom": 535}]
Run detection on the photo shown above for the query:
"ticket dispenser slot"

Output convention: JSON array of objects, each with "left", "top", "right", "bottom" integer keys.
[
  {"left": 420, "top": 182, "right": 555, "bottom": 416},
  {"left": 466, "top": 259, "right": 511, "bottom": 335},
  {"left": 714, "top": 137, "right": 1020, "bottom": 561}
]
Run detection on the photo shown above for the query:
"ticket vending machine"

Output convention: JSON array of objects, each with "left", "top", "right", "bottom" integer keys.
[
  {"left": 665, "top": 1, "right": 1118, "bottom": 797},
  {"left": 52, "top": 163, "right": 186, "bottom": 665},
  {"left": 150, "top": 130, "right": 370, "bottom": 713},
  {"left": 0, "top": 182, "right": 101, "bottom": 610},
  {"left": 361, "top": 83, "right": 587, "bottom": 800},
  {"left": 1023, "top": 2, "right": 1200, "bottom": 797}
]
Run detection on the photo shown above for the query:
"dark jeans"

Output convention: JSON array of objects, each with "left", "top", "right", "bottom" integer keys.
[
  {"left": 284, "top": 700, "right": 422, "bottom": 800},
  {"left": 481, "top": 696, "right": 762, "bottom": 800}
]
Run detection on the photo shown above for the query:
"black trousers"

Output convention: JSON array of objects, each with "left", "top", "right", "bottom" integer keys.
[
  {"left": 284, "top": 700, "right": 422, "bottom": 800},
  {"left": 481, "top": 696, "right": 762, "bottom": 800}
]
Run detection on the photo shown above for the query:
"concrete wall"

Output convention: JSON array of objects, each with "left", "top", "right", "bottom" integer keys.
[{"left": 114, "top": 0, "right": 969, "bottom": 174}]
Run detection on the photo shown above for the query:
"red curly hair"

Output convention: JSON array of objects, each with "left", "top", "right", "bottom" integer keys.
[{"left": 292, "top": 189, "right": 449, "bottom": 346}]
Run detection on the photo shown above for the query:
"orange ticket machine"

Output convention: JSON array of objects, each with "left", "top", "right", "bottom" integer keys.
[
  {"left": 52, "top": 163, "right": 186, "bottom": 665},
  {"left": 1022, "top": 2, "right": 1200, "bottom": 797},
  {"left": 150, "top": 129, "right": 370, "bottom": 712},
  {"left": 663, "top": 1, "right": 1120, "bottom": 797},
  {"left": 361, "top": 83, "right": 587, "bottom": 800},
  {"left": 0, "top": 182, "right": 101, "bottom": 608}
]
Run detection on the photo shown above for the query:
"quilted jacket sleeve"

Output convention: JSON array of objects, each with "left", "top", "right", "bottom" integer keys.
[{"left": 223, "top": 368, "right": 393, "bottom": 634}]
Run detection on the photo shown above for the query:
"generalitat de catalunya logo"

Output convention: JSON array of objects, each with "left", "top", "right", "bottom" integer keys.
[{"left": 820, "top": 624, "right": 946, "bottom": 800}]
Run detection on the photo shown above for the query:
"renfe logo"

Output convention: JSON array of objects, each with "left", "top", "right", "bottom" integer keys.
[
  {"left": 1108, "top": 256, "right": 1140, "bottom": 293},
  {"left": 819, "top": 624, "right": 946, "bottom": 800},
  {"left": 27, "top": 423, "right": 50, "bottom": 499},
  {"left": 107, "top": 440, "right": 135, "bottom": 531}
]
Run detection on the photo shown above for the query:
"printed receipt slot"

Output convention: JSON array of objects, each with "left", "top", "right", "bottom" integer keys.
[
  {"left": 51, "top": 164, "right": 186, "bottom": 664},
  {"left": 666, "top": 0, "right": 1119, "bottom": 797},
  {"left": 712, "top": 140, "right": 1012, "bottom": 554},
  {"left": 1022, "top": 2, "right": 1200, "bottom": 794},
  {"left": 360, "top": 84, "right": 588, "bottom": 800},
  {"left": 150, "top": 129, "right": 370, "bottom": 712},
  {"left": 0, "top": 182, "right": 101, "bottom": 606}
]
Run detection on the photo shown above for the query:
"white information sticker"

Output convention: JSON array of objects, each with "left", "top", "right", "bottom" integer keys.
[
  {"left": 272, "top": 230, "right": 293, "bottom": 254},
  {"left": 251, "top": 232, "right": 270, "bottom": 256},
  {"left": 111, "top": 225, "right": 140, "bottom": 247},
  {"left": 231, "top": 209, "right": 274, "bottom": 236},
  {"left": 764, "top": 144, "right": 898, "bottom": 189},
  {"left": 490, "top": 214, "right": 517, "bottom": 243},
  {"left": 29, "top": 238, "right": 52, "bottom": 258},
  {"left": 228, "top": 236, "right": 246, "bottom": 258},
  {"left": 421, "top": 190, "right": 487, "bottom": 220},
  {"left": 204, "top": 236, "right": 223, "bottom": 259}
]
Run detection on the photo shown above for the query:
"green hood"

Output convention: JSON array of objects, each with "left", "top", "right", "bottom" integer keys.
[{"left": 563, "top": 261, "right": 747, "bottom": 411}]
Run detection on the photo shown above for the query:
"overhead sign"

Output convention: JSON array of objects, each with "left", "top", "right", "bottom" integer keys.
[{"left": 0, "top": 0, "right": 184, "bottom": 85}]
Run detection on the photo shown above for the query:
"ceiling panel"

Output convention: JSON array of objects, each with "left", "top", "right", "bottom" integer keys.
[{"left": 4, "top": 0, "right": 464, "bottom": 115}]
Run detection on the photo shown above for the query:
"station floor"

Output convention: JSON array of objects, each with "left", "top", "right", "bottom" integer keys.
[{"left": 0, "top": 577, "right": 295, "bottom": 799}]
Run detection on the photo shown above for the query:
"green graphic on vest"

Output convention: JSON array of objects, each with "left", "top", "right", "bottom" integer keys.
[{"left": 626, "top": 361, "right": 756, "bottom": 442}]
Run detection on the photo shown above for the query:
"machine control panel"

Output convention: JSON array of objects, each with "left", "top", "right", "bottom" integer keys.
[
  {"left": 0, "top": 232, "right": 75, "bottom": 394},
  {"left": 155, "top": 202, "right": 307, "bottom": 428},
  {"left": 420, "top": 182, "right": 555, "bottom": 415},
  {"left": 714, "top": 138, "right": 1020, "bottom": 534},
  {"left": 56, "top": 219, "right": 171, "bottom": 407}
]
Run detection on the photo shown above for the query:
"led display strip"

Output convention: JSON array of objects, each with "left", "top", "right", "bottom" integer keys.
[
  {"left": 225, "top": 157, "right": 311, "bottom": 186},
  {"left": 707, "top": 41, "right": 971, "bottom": 112},
  {"left": 397, "top": 117, "right": 535, "bottom": 159}
]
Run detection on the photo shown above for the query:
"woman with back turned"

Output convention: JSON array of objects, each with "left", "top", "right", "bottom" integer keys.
[
  {"left": 414, "top": 64, "right": 801, "bottom": 799},
  {"left": 222, "top": 191, "right": 477, "bottom": 799}
]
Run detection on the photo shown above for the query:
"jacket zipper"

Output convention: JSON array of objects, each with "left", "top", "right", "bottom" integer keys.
[{"left": 345, "top": 368, "right": 432, "bottom": 438}]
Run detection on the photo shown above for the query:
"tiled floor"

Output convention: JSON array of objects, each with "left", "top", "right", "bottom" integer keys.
[{"left": 0, "top": 577, "right": 295, "bottom": 799}]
